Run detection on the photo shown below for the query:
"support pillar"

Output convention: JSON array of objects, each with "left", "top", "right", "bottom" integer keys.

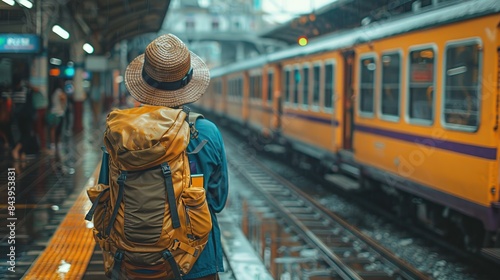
[
  {"left": 71, "top": 40, "right": 86, "bottom": 133},
  {"left": 30, "top": 0, "right": 49, "bottom": 150},
  {"left": 30, "top": 54, "right": 48, "bottom": 105},
  {"left": 30, "top": 52, "right": 49, "bottom": 150}
]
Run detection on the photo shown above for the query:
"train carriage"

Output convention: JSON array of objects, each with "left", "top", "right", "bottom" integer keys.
[
  {"left": 277, "top": 52, "right": 346, "bottom": 170},
  {"left": 351, "top": 3, "right": 500, "bottom": 249},
  {"left": 197, "top": 76, "right": 217, "bottom": 113},
  {"left": 204, "top": 0, "right": 500, "bottom": 251},
  {"left": 224, "top": 72, "right": 245, "bottom": 127}
]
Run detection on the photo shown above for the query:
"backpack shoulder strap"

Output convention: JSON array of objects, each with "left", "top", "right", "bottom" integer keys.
[
  {"left": 181, "top": 105, "right": 204, "bottom": 124},
  {"left": 188, "top": 112, "right": 204, "bottom": 124},
  {"left": 188, "top": 139, "right": 208, "bottom": 155},
  {"left": 181, "top": 106, "right": 207, "bottom": 155},
  {"left": 182, "top": 106, "right": 204, "bottom": 140},
  {"left": 188, "top": 112, "right": 204, "bottom": 140}
]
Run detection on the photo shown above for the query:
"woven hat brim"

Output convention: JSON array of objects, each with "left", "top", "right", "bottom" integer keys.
[{"left": 124, "top": 51, "right": 210, "bottom": 107}]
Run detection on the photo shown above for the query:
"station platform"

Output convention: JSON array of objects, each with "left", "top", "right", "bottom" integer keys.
[{"left": 0, "top": 104, "right": 273, "bottom": 280}]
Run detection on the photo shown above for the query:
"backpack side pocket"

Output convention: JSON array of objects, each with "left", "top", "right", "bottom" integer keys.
[
  {"left": 86, "top": 184, "right": 111, "bottom": 239},
  {"left": 181, "top": 186, "right": 212, "bottom": 242},
  {"left": 86, "top": 183, "right": 115, "bottom": 275}
]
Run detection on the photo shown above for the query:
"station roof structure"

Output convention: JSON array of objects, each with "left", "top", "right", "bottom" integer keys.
[
  {"left": 259, "top": 0, "right": 432, "bottom": 44},
  {"left": 66, "top": 0, "right": 171, "bottom": 52},
  {"left": 0, "top": 0, "right": 171, "bottom": 54}
]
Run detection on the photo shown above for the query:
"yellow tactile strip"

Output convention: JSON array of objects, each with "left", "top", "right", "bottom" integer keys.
[{"left": 23, "top": 166, "right": 100, "bottom": 280}]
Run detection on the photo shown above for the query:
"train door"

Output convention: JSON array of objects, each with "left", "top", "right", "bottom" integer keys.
[
  {"left": 265, "top": 66, "right": 275, "bottom": 133},
  {"left": 276, "top": 64, "right": 284, "bottom": 132},
  {"left": 496, "top": 22, "right": 500, "bottom": 205},
  {"left": 222, "top": 76, "right": 227, "bottom": 116},
  {"left": 342, "top": 50, "right": 355, "bottom": 150},
  {"left": 242, "top": 72, "right": 250, "bottom": 126}
]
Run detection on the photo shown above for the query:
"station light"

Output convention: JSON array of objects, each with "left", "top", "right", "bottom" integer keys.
[
  {"left": 298, "top": 36, "right": 308, "bottom": 47},
  {"left": 52, "top": 25, "right": 70, "bottom": 40},
  {"left": 82, "top": 71, "right": 91, "bottom": 80},
  {"left": 49, "top": 68, "right": 61, "bottom": 77},
  {"left": 2, "top": 0, "right": 15, "bottom": 6},
  {"left": 115, "top": 75, "right": 124, "bottom": 84},
  {"left": 50, "top": 57, "right": 62, "bottom": 65},
  {"left": 83, "top": 43, "right": 94, "bottom": 54},
  {"left": 64, "top": 66, "right": 75, "bottom": 78},
  {"left": 17, "top": 0, "right": 32, "bottom": 8},
  {"left": 49, "top": 66, "right": 75, "bottom": 78}
]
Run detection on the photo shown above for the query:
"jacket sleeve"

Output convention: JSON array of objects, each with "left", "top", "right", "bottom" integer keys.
[{"left": 206, "top": 129, "right": 228, "bottom": 213}]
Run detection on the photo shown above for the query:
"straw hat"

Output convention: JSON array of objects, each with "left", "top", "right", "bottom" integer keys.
[{"left": 125, "top": 34, "right": 210, "bottom": 107}]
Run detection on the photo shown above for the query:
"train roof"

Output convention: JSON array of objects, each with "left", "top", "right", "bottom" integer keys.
[{"left": 210, "top": 0, "right": 499, "bottom": 78}]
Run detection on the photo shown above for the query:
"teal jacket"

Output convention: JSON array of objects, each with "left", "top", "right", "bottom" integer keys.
[{"left": 185, "top": 117, "right": 229, "bottom": 279}]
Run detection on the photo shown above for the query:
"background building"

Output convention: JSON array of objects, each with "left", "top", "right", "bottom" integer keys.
[{"left": 161, "top": 0, "right": 285, "bottom": 67}]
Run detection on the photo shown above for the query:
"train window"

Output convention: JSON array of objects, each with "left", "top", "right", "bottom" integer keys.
[
  {"left": 250, "top": 74, "right": 262, "bottom": 102},
  {"left": 380, "top": 53, "right": 401, "bottom": 119},
  {"left": 258, "top": 75, "right": 262, "bottom": 100},
  {"left": 443, "top": 41, "right": 481, "bottom": 131},
  {"left": 249, "top": 76, "right": 255, "bottom": 99},
  {"left": 408, "top": 48, "right": 435, "bottom": 123},
  {"left": 324, "top": 63, "right": 334, "bottom": 110},
  {"left": 233, "top": 79, "right": 236, "bottom": 98},
  {"left": 312, "top": 64, "right": 321, "bottom": 109},
  {"left": 230, "top": 77, "right": 242, "bottom": 101},
  {"left": 293, "top": 67, "right": 300, "bottom": 105},
  {"left": 231, "top": 79, "right": 237, "bottom": 100},
  {"left": 230, "top": 80, "right": 233, "bottom": 98},
  {"left": 232, "top": 79, "right": 235, "bottom": 99},
  {"left": 267, "top": 72, "right": 273, "bottom": 104},
  {"left": 215, "top": 80, "right": 222, "bottom": 96},
  {"left": 302, "top": 65, "right": 310, "bottom": 108},
  {"left": 238, "top": 77, "right": 243, "bottom": 100},
  {"left": 359, "top": 56, "right": 376, "bottom": 115},
  {"left": 284, "top": 69, "right": 291, "bottom": 104}
]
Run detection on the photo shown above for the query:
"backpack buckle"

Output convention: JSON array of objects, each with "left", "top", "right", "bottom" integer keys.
[
  {"left": 160, "top": 163, "right": 171, "bottom": 177},
  {"left": 117, "top": 172, "right": 127, "bottom": 185},
  {"left": 190, "top": 125, "right": 199, "bottom": 139},
  {"left": 114, "top": 250, "right": 124, "bottom": 261},
  {"left": 162, "top": 250, "right": 174, "bottom": 260},
  {"left": 172, "top": 239, "right": 180, "bottom": 250}
]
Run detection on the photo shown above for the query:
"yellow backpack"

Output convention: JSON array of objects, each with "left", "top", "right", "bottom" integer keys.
[{"left": 86, "top": 105, "right": 211, "bottom": 279}]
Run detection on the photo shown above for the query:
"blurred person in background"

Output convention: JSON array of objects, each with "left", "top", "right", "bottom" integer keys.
[
  {"left": 10, "top": 75, "right": 37, "bottom": 160},
  {"left": 90, "top": 73, "right": 103, "bottom": 124},
  {"left": 0, "top": 84, "right": 13, "bottom": 150},
  {"left": 31, "top": 82, "right": 49, "bottom": 153},
  {"left": 47, "top": 78, "right": 67, "bottom": 153},
  {"left": 63, "top": 79, "right": 74, "bottom": 134}
]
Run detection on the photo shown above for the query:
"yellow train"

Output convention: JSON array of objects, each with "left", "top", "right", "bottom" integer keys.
[{"left": 197, "top": 0, "right": 500, "bottom": 252}]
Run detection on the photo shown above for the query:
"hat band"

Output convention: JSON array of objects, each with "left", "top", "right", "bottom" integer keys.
[{"left": 141, "top": 68, "right": 193, "bottom": 91}]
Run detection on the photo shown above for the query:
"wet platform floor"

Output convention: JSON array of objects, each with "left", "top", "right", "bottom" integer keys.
[
  {"left": 0, "top": 111, "right": 104, "bottom": 279},
  {"left": 0, "top": 106, "right": 272, "bottom": 280}
]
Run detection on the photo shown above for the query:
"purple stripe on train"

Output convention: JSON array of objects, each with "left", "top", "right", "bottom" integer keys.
[
  {"left": 355, "top": 125, "right": 497, "bottom": 160},
  {"left": 284, "top": 111, "right": 339, "bottom": 125}
]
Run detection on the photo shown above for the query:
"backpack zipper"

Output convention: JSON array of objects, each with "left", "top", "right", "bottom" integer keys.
[
  {"left": 185, "top": 207, "right": 191, "bottom": 226},
  {"left": 184, "top": 199, "right": 206, "bottom": 226},
  {"left": 184, "top": 200, "right": 207, "bottom": 238},
  {"left": 186, "top": 199, "right": 206, "bottom": 209}
]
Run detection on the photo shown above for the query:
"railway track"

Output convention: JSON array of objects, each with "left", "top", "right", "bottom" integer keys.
[{"left": 225, "top": 138, "right": 431, "bottom": 280}]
